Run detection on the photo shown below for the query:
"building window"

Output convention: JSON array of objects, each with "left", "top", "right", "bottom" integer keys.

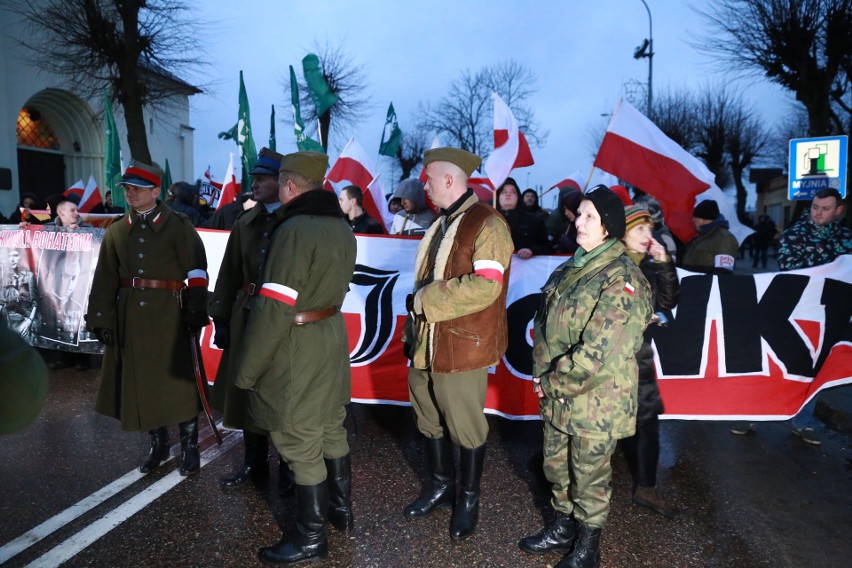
[{"left": 17, "top": 107, "right": 60, "bottom": 150}]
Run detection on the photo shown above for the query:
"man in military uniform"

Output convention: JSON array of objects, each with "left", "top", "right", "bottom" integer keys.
[
  {"left": 209, "top": 148, "right": 293, "bottom": 492},
  {"left": 401, "top": 148, "right": 514, "bottom": 541},
  {"left": 234, "top": 152, "right": 356, "bottom": 565},
  {"left": 86, "top": 159, "right": 210, "bottom": 476}
]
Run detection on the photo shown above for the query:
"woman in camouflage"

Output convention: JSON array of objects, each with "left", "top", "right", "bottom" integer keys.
[{"left": 519, "top": 186, "right": 652, "bottom": 568}]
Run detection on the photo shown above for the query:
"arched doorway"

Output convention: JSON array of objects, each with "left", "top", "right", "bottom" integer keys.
[{"left": 16, "top": 89, "right": 103, "bottom": 201}]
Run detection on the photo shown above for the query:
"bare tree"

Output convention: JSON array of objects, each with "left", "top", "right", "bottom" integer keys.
[
  {"left": 649, "top": 88, "right": 698, "bottom": 151},
  {"left": 695, "top": 0, "right": 851, "bottom": 137},
  {"left": 694, "top": 87, "right": 733, "bottom": 190},
  {"left": 10, "top": 0, "right": 204, "bottom": 164},
  {"left": 396, "top": 125, "right": 431, "bottom": 181},
  {"left": 297, "top": 41, "right": 372, "bottom": 150},
  {"left": 417, "top": 61, "right": 548, "bottom": 157},
  {"left": 725, "top": 98, "right": 771, "bottom": 219}
]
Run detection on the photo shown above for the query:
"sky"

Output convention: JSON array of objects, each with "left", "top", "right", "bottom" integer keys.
[{"left": 188, "top": 0, "right": 795, "bottom": 210}]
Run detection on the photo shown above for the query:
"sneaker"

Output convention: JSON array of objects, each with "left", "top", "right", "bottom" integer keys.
[
  {"left": 730, "top": 422, "right": 756, "bottom": 435},
  {"left": 791, "top": 427, "right": 821, "bottom": 446}
]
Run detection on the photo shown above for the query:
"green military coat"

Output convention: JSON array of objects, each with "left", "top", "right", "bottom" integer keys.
[
  {"left": 533, "top": 239, "right": 652, "bottom": 440},
  {"left": 209, "top": 203, "right": 279, "bottom": 428},
  {"left": 234, "top": 191, "right": 356, "bottom": 432},
  {"left": 86, "top": 203, "right": 206, "bottom": 431}
]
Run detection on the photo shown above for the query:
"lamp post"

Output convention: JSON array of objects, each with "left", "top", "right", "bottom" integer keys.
[{"left": 633, "top": 0, "right": 654, "bottom": 115}]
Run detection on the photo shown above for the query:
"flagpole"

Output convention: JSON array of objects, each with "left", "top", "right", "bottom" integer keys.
[
  {"left": 367, "top": 172, "right": 381, "bottom": 190},
  {"left": 582, "top": 168, "right": 596, "bottom": 192}
]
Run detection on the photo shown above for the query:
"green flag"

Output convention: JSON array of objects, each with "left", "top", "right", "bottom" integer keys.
[
  {"left": 104, "top": 91, "right": 125, "bottom": 211},
  {"left": 379, "top": 102, "right": 403, "bottom": 157},
  {"left": 269, "top": 105, "right": 277, "bottom": 151},
  {"left": 218, "top": 123, "right": 237, "bottom": 140},
  {"left": 290, "top": 65, "right": 325, "bottom": 153},
  {"left": 301, "top": 53, "right": 338, "bottom": 117},
  {"left": 236, "top": 71, "right": 257, "bottom": 191},
  {"left": 161, "top": 159, "right": 173, "bottom": 191}
]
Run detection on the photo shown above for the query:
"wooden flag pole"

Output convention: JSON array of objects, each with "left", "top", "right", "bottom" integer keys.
[{"left": 582, "top": 167, "right": 597, "bottom": 192}]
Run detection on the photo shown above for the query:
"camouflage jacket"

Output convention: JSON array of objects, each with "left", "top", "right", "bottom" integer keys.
[
  {"left": 776, "top": 216, "right": 852, "bottom": 271},
  {"left": 533, "top": 239, "right": 652, "bottom": 440}
]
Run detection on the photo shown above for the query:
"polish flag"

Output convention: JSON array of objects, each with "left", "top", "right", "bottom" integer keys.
[
  {"left": 64, "top": 176, "right": 103, "bottom": 213},
  {"left": 594, "top": 99, "right": 752, "bottom": 244},
  {"left": 467, "top": 171, "right": 496, "bottom": 202},
  {"left": 324, "top": 138, "right": 392, "bottom": 231},
  {"left": 484, "top": 92, "right": 534, "bottom": 189},
  {"left": 215, "top": 153, "right": 238, "bottom": 210},
  {"left": 418, "top": 135, "right": 442, "bottom": 183}
]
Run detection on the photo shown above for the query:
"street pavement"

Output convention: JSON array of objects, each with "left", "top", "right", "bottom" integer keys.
[{"left": 1, "top": 361, "right": 850, "bottom": 568}]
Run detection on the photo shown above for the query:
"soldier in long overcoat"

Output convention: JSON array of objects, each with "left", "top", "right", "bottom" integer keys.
[
  {"left": 520, "top": 186, "right": 652, "bottom": 568},
  {"left": 209, "top": 148, "right": 293, "bottom": 492},
  {"left": 86, "top": 160, "right": 210, "bottom": 476},
  {"left": 234, "top": 152, "right": 356, "bottom": 565}
]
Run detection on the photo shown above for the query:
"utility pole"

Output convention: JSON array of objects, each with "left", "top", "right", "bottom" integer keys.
[{"left": 633, "top": 0, "right": 654, "bottom": 115}]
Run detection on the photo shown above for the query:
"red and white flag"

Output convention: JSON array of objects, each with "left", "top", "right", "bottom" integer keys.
[
  {"left": 467, "top": 170, "right": 496, "bottom": 202},
  {"left": 64, "top": 175, "right": 103, "bottom": 213},
  {"left": 215, "top": 153, "right": 238, "bottom": 210},
  {"left": 593, "top": 98, "right": 752, "bottom": 244},
  {"left": 325, "top": 138, "right": 392, "bottom": 231},
  {"left": 484, "top": 92, "right": 534, "bottom": 189}
]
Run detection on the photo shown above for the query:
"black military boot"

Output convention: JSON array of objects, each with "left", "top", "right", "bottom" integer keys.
[
  {"left": 178, "top": 416, "right": 200, "bottom": 476},
  {"left": 139, "top": 427, "right": 170, "bottom": 473},
  {"left": 279, "top": 458, "right": 295, "bottom": 497},
  {"left": 556, "top": 521, "right": 602, "bottom": 568},
  {"left": 450, "top": 444, "right": 486, "bottom": 541},
  {"left": 519, "top": 512, "right": 576, "bottom": 555},
  {"left": 403, "top": 437, "right": 455, "bottom": 519},
  {"left": 258, "top": 483, "right": 329, "bottom": 565},
  {"left": 221, "top": 431, "right": 269, "bottom": 489},
  {"left": 325, "top": 454, "right": 354, "bottom": 532}
]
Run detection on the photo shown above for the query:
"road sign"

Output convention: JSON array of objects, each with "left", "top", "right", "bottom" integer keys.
[{"left": 788, "top": 135, "right": 848, "bottom": 200}]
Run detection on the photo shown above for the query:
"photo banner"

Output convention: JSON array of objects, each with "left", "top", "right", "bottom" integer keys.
[{"left": 4, "top": 223, "right": 849, "bottom": 420}]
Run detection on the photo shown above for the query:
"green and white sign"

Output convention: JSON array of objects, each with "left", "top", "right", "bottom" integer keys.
[{"left": 788, "top": 135, "right": 848, "bottom": 200}]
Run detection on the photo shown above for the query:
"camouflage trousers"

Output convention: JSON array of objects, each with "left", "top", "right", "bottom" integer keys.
[{"left": 542, "top": 421, "right": 617, "bottom": 529}]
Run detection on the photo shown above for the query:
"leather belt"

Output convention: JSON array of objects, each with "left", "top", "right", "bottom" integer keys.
[
  {"left": 119, "top": 277, "right": 185, "bottom": 291},
  {"left": 293, "top": 306, "right": 339, "bottom": 325},
  {"left": 241, "top": 282, "right": 257, "bottom": 295}
]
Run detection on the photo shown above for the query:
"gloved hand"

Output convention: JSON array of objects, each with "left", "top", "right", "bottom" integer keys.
[
  {"left": 182, "top": 286, "right": 210, "bottom": 331},
  {"left": 94, "top": 327, "right": 114, "bottom": 346},
  {"left": 403, "top": 342, "right": 412, "bottom": 361},
  {"left": 213, "top": 320, "right": 230, "bottom": 349}
]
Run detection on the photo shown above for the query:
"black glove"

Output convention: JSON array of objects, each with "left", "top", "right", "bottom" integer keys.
[
  {"left": 182, "top": 286, "right": 210, "bottom": 330},
  {"left": 94, "top": 327, "right": 114, "bottom": 346},
  {"left": 213, "top": 320, "right": 230, "bottom": 349},
  {"left": 403, "top": 342, "right": 412, "bottom": 361}
]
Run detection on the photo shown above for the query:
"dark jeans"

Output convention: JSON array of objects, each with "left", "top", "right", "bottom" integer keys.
[
  {"left": 621, "top": 415, "right": 659, "bottom": 488},
  {"left": 752, "top": 244, "right": 769, "bottom": 268}
]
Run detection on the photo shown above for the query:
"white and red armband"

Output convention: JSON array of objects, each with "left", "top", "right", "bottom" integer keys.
[
  {"left": 259, "top": 282, "right": 299, "bottom": 306},
  {"left": 186, "top": 269, "right": 208, "bottom": 288},
  {"left": 473, "top": 260, "right": 505, "bottom": 285}
]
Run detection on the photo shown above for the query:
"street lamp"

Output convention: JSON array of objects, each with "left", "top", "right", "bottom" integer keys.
[{"left": 633, "top": 0, "right": 654, "bottom": 115}]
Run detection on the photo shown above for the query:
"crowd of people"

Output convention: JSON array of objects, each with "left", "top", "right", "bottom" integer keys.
[{"left": 4, "top": 146, "right": 850, "bottom": 567}]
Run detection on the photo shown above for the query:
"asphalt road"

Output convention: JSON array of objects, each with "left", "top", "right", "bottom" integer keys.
[{"left": 1, "top": 363, "right": 850, "bottom": 568}]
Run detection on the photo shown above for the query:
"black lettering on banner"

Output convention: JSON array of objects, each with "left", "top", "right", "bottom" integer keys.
[
  {"left": 819, "top": 278, "right": 852, "bottom": 369},
  {"left": 718, "top": 274, "right": 811, "bottom": 375},
  {"left": 504, "top": 293, "right": 539, "bottom": 376},
  {"left": 649, "top": 274, "right": 712, "bottom": 376},
  {"left": 349, "top": 264, "right": 399, "bottom": 365}
]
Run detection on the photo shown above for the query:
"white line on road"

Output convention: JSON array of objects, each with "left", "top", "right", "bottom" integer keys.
[{"left": 0, "top": 425, "right": 234, "bottom": 567}]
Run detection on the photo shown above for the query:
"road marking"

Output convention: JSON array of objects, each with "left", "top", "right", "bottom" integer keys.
[{"left": 0, "top": 425, "right": 234, "bottom": 566}]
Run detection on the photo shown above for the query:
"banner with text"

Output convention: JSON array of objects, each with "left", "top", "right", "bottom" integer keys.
[{"left": 4, "top": 224, "right": 850, "bottom": 420}]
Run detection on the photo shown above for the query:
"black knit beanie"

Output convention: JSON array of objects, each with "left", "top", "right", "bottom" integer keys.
[
  {"left": 693, "top": 199, "right": 720, "bottom": 220},
  {"left": 583, "top": 185, "right": 626, "bottom": 239}
]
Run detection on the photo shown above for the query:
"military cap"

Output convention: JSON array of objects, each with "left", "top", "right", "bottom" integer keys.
[
  {"left": 250, "top": 147, "right": 286, "bottom": 176},
  {"left": 279, "top": 151, "right": 329, "bottom": 181},
  {"left": 119, "top": 159, "right": 163, "bottom": 188},
  {"left": 422, "top": 147, "right": 482, "bottom": 177}
]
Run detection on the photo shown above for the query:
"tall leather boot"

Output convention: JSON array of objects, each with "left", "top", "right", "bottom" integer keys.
[
  {"left": 556, "top": 521, "right": 602, "bottom": 568},
  {"left": 325, "top": 454, "right": 353, "bottom": 532},
  {"left": 519, "top": 512, "right": 576, "bottom": 555},
  {"left": 258, "top": 483, "right": 329, "bottom": 565},
  {"left": 279, "top": 458, "right": 295, "bottom": 497},
  {"left": 178, "top": 416, "right": 200, "bottom": 476},
  {"left": 221, "top": 431, "right": 269, "bottom": 489},
  {"left": 403, "top": 436, "right": 455, "bottom": 519},
  {"left": 139, "top": 427, "right": 170, "bottom": 473},
  {"left": 450, "top": 444, "right": 486, "bottom": 540}
]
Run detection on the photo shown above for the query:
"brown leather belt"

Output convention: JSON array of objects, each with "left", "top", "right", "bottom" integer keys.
[
  {"left": 119, "top": 277, "right": 185, "bottom": 291},
  {"left": 241, "top": 282, "right": 257, "bottom": 295},
  {"left": 293, "top": 306, "right": 339, "bottom": 325}
]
